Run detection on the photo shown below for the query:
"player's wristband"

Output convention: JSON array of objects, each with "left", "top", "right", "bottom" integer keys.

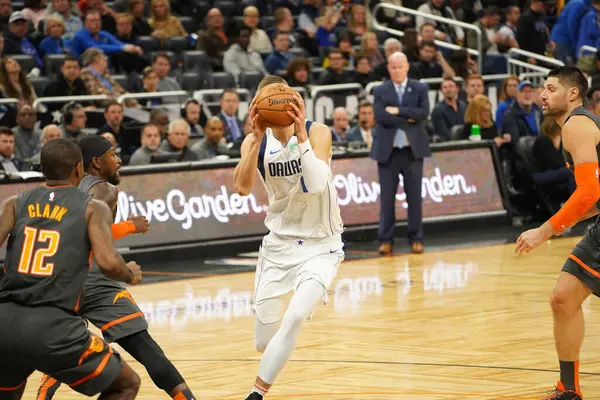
[
  {"left": 298, "top": 139, "right": 329, "bottom": 194},
  {"left": 549, "top": 162, "right": 600, "bottom": 232}
]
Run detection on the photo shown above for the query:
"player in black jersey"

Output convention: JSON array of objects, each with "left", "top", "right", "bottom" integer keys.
[
  {"left": 516, "top": 66, "right": 600, "bottom": 400},
  {"left": 0, "top": 138, "right": 142, "bottom": 399},
  {"left": 36, "top": 135, "right": 197, "bottom": 400}
]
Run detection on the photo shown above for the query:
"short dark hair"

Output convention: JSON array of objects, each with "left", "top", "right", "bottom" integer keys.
[
  {"left": 220, "top": 88, "right": 238, "bottom": 99},
  {"left": 258, "top": 75, "right": 288, "bottom": 91},
  {"left": 152, "top": 52, "right": 170, "bottom": 64},
  {"left": 419, "top": 22, "right": 435, "bottom": 32},
  {"left": 355, "top": 52, "right": 370, "bottom": 64},
  {"left": 547, "top": 65, "right": 589, "bottom": 100},
  {"left": 62, "top": 55, "right": 80, "bottom": 66},
  {"left": 328, "top": 47, "right": 343, "bottom": 57},
  {"left": 358, "top": 99, "right": 373, "bottom": 110},
  {"left": 41, "top": 138, "right": 82, "bottom": 180},
  {"left": 104, "top": 100, "right": 123, "bottom": 112},
  {"left": 84, "top": 9, "right": 101, "bottom": 22},
  {"left": 419, "top": 40, "right": 436, "bottom": 50},
  {"left": 442, "top": 77, "right": 458, "bottom": 86},
  {"left": 274, "top": 29, "right": 289, "bottom": 39},
  {"left": 0, "top": 126, "right": 13, "bottom": 136}
]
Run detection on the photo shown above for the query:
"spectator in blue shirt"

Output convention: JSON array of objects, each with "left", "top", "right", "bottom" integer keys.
[
  {"left": 550, "top": 0, "right": 590, "bottom": 64},
  {"left": 39, "top": 15, "right": 68, "bottom": 56},
  {"left": 3, "top": 12, "right": 44, "bottom": 70},
  {"left": 495, "top": 76, "right": 519, "bottom": 131},
  {"left": 71, "top": 9, "right": 142, "bottom": 58},
  {"left": 576, "top": 0, "right": 600, "bottom": 74},
  {"left": 264, "top": 30, "right": 296, "bottom": 74}
]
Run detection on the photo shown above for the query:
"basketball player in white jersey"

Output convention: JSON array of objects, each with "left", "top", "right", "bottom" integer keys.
[{"left": 234, "top": 75, "right": 344, "bottom": 400}]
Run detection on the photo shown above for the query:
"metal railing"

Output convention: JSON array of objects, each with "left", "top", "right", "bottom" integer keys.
[
  {"left": 372, "top": 2, "right": 482, "bottom": 71},
  {"left": 0, "top": 98, "right": 20, "bottom": 106},
  {"left": 579, "top": 45, "right": 597, "bottom": 59},
  {"left": 33, "top": 95, "right": 111, "bottom": 111},
  {"left": 117, "top": 91, "right": 188, "bottom": 104},
  {"left": 518, "top": 71, "right": 548, "bottom": 87},
  {"left": 506, "top": 48, "right": 562, "bottom": 81}
]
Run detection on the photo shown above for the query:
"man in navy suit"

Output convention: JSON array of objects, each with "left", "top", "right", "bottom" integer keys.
[{"left": 371, "top": 52, "right": 431, "bottom": 255}]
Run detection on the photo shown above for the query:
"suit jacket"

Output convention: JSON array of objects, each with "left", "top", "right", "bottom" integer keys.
[
  {"left": 219, "top": 112, "right": 244, "bottom": 143},
  {"left": 370, "top": 79, "right": 431, "bottom": 163},
  {"left": 346, "top": 125, "right": 366, "bottom": 143}
]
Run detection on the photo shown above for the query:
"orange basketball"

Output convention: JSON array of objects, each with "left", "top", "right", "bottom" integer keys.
[{"left": 255, "top": 83, "right": 298, "bottom": 127}]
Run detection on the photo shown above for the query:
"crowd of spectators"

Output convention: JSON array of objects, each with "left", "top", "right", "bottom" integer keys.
[{"left": 0, "top": 0, "right": 599, "bottom": 219}]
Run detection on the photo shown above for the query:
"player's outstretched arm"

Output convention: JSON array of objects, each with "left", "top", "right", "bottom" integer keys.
[
  {"left": 289, "top": 94, "right": 331, "bottom": 194},
  {"left": 0, "top": 196, "right": 17, "bottom": 247},
  {"left": 234, "top": 97, "right": 268, "bottom": 196},
  {"left": 516, "top": 117, "right": 600, "bottom": 255},
  {"left": 545, "top": 118, "right": 600, "bottom": 235},
  {"left": 87, "top": 199, "right": 142, "bottom": 284}
]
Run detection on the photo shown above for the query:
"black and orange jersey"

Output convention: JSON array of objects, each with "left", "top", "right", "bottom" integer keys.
[{"left": 0, "top": 185, "right": 92, "bottom": 312}]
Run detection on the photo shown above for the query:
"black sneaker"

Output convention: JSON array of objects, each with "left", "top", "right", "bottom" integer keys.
[
  {"left": 245, "top": 393, "right": 263, "bottom": 400},
  {"left": 543, "top": 381, "right": 582, "bottom": 400}
]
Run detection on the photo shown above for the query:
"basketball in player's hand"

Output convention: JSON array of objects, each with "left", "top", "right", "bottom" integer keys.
[{"left": 255, "top": 84, "right": 298, "bottom": 127}]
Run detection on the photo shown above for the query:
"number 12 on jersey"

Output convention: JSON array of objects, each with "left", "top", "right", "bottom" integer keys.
[{"left": 18, "top": 226, "right": 61, "bottom": 276}]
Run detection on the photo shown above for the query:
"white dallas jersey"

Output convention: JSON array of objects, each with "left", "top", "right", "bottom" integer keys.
[{"left": 257, "top": 120, "right": 344, "bottom": 239}]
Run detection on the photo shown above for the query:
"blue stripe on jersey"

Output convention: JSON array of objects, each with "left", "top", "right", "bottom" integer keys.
[
  {"left": 305, "top": 120, "right": 313, "bottom": 135},
  {"left": 257, "top": 133, "right": 268, "bottom": 180},
  {"left": 300, "top": 120, "right": 313, "bottom": 192},
  {"left": 300, "top": 176, "right": 308, "bottom": 192}
]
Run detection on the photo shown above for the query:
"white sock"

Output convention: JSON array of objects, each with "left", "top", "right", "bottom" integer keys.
[
  {"left": 257, "top": 280, "right": 326, "bottom": 384},
  {"left": 252, "top": 381, "right": 269, "bottom": 397}
]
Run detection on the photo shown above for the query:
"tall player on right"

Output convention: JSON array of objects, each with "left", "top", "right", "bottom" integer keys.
[
  {"left": 234, "top": 75, "right": 344, "bottom": 400},
  {"left": 516, "top": 66, "right": 600, "bottom": 400}
]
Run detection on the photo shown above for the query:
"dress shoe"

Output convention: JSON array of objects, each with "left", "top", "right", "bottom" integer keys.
[
  {"left": 377, "top": 243, "right": 392, "bottom": 255},
  {"left": 411, "top": 242, "right": 424, "bottom": 254}
]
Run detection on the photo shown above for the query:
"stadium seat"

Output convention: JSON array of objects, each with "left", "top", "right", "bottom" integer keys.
[
  {"left": 289, "top": 48, "right": 308, "bottom": 58},
  {"left": 44, "top": 54, "right": 66, "bottom": 78},
  {"left": 111, "top": 74, "right": 128, "bottom": 89},
  {"left": 311, "top": 67, "right": 325, "bottom": 82},
  {"left": 165, "top": 36, "right": 189, "bottom": 53},
  {"left": 30, "top": 77, "right": 50, "bottom": 97},
  {"left": 12, "top": 1, "right": 24, "bottom": 11},
  {"left": 12, "top": 55, "right": 36, "bottom": 73},
  {"left": 180, "top": 72, "right": 204, "bottom": 91},
  {"left": 214, "top": 0, "right": 238, "bottom": 18},
  {"left": 449, "top": 125, "right": 464, "bottom": 141},
  {"left": 260, "top": 16, "right": 274, "bottom": 30},
  {"left": 138, "top": 36, "right": 160, "bottom": 53},
  {"left": 178, "top": 16, "right": 197, "bottom": 34},
  {"left": 239, "top": 71, "right": 263, "bottom": 93},
  {"left": 209, "top": 72, "right": 235, "bottom": 89},
  {"left": 183, "top": 50, "right": 211, "bottom": 72},
  {"left": 310, "top": 56, "right": 321, "bottom": 67}
]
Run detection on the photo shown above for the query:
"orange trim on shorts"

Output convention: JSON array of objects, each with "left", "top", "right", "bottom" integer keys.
[
  {"left": 36, "top": 375, "right": 57, "bottom": 400},
  {"left": 173, "top": 393, "right": 187, "bottom": 400},
  {"left": 69, "top": 353, "right": 112, "bottom": 388},
  {"left": 0, "top": 381, "right": 25, "bottom": 391},
  {"left": 100, "top": 311, "right": 144, "bottom": 332},
  {"left": 569, "top": 254, "right": 600, "bottom": 278}
]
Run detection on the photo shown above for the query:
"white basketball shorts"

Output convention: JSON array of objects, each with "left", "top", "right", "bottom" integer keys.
[{"left": 252, "top": 232, "right": 345, "bottom": 324}]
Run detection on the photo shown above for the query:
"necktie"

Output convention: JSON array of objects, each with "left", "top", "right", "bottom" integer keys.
[
  {"left": 229, "top": 118, "right": 239, "bottom": 140},
  {"left": 395, "top": 85, "right": 405, "bottom": 148}
]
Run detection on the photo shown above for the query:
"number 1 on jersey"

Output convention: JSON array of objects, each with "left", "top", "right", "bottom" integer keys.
[{"left": 18, "top": 226, "right": 61, "bottom": 276}]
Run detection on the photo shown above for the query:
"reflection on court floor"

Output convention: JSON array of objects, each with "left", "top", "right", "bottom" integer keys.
[{"left": 22, "top": 237, "right": 600, "bottom": 399}]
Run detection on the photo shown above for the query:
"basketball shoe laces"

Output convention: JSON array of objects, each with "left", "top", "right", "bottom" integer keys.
[{"left": 543, "top": 382, "right": 582, "bottom": 400}]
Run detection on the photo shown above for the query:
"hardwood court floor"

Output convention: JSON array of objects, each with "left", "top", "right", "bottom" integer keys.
[{"left": 22, "top": 236, "right": 600, "bottom": 399}]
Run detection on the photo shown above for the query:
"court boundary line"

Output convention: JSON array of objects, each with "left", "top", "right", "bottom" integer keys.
[{"left": 165, "top": 357, "right": 600, "bottom": 376}]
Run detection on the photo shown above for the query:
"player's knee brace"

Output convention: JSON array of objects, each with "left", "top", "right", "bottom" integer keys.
[{"left": 117, "top": 330, "right": 184, "bottom": 393}]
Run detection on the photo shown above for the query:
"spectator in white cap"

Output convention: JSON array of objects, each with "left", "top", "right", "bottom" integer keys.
[{"left": 4, "top": 11, "right": 44, "bottom": 70}]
